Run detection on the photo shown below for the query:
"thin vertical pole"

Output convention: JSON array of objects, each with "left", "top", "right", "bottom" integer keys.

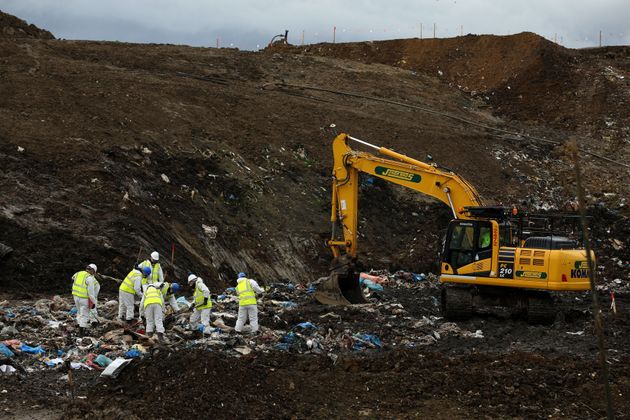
[
  {"left": 216, "top": 38, "right": 219, "bottom": 48},
  {"left": 554, "top": 33, "right": 557, "bottom": 43},
  {"left": 301, "top": 30, "right": 304, "bottom": 46},
  {"left": 333, "top": 26, "right": 336, "bottom": 43},
  {"left": 460, "top": 25, "right": 463, "bottom": 36},
  {"left": 433, "top": 23, "right": 436, "bottom": 38},
  {"left": 420, "top": 23, "right": 423, "bottom": 39},
  {"left": 599, "top": 30, "right": 602, "bottom": 47},
  {"left": 570, "top": 141, "right": 614, "bottom": 420}
]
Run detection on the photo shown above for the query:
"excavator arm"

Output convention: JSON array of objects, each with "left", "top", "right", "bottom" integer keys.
[{"left": 328, "top": 133, "right": 484, "bottom": 259}]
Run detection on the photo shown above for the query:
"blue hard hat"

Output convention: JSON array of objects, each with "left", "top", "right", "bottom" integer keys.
[
  {"left": 238, "top": 272, "right": 246, "bottom": 278},
  {"left": 171, "top": 282, "right": 180, "bottom": 292},
  {"left": 142, "top": 266, "right": 152, "bottom": 276}
]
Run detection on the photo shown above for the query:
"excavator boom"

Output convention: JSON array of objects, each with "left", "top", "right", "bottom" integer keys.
[{"left": 328, "top": 133, "right": 483, "bottom": 259}]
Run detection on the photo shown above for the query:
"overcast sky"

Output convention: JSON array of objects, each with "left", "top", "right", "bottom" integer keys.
[{"left": 1, "top": 0, "right": 628, "bottom": 50}]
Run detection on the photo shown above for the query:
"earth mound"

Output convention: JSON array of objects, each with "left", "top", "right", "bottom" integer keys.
[{"left": 0, "top": 10, "right": 54, "bottom": 39}]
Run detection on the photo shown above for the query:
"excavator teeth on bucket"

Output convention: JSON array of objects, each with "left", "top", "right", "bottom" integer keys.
[{"left": 314, "top": 256, "right": 368, "bottom": 305}]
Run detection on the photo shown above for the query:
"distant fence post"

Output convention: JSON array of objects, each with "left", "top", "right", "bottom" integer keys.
[
  {"left": 216, "top": 38, "right": 219, "bottom": 48},
  {"left": 433, "top": 23, "right": 436, "bottom": 38},
  {"left": 333, "top": 26, "right": 336, "bottom": 43},
  {"left": 420, "top": 23, "right": 423, "bottom": 39},
  {"left": 301, "top": 30, "right": 304, "bottom": 46},
  {"left": 599, "top": 30, "right": 602, "bottom": 47}
]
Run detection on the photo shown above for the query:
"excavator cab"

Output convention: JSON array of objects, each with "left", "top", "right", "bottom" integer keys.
[{"left": 441, "top": 218, "right": 511, "bottom": 276}]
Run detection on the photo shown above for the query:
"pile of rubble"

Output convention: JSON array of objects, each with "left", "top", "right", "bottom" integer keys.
[{"left": 0, "top": 272, "right": 489, "bottom": 377}]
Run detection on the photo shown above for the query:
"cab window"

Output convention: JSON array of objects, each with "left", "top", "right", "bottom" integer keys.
[{"left": 478, "top": 226, "right": 492, "bottom": 249}]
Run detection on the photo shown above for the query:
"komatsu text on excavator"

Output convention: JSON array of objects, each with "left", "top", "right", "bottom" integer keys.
[{"left": 315, "top": 133, "right": 594, "bottom": 323}]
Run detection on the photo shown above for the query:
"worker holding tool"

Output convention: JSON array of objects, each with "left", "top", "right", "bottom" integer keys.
[
  {"left": 187, "top": 274, "right": 212, "bottom": 329},
  {"left": 234, "top": 272, "right": 264, "bottom": 334},
  {"left": 139, "top": 251, "right": 164, "bottom": 285},
  {"left": 71, "top": 263, "right": 99, "bottom": 336},
  {"left": 140, "top": 282, "right": 166, "bottom": 341},
  {"left": 88, "top": 275, "right": 101, "bottom": 325},
  {"left": 118, "top": 265, "right": 151, "bottom": 322},
  {"left": 160, "top": 281, "right": 181, "bottom": 313}
]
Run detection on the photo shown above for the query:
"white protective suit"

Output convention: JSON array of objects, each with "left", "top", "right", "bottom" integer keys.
[
  {"left": 140, "top": 284, "right": 165, "bottom": 334},
  {"left": 72, "top": 271, "right": 98, "bottom": 328},
  {"left": 234, "top": 278, "right": 264, "bottom": 333},
  {"left": 189, "top": 278, "right": 211, "bottom": 327},
  {"left": 118, "top": 269, "right": 144, "bottom": 321}
]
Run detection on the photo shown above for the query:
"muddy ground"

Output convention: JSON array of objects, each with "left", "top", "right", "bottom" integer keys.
[{"left": 0, "top": 11, "right": 629, "bottom": 419}]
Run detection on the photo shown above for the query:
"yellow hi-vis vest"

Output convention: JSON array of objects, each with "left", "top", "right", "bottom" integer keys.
[
  {"left": 72, "top": 271, "right": 89, "bottom": 299},
  {"left": 161, "top": 282, "right": 173, "bottom": 302},
  {"left": 193, "top": 283, "right": 212, "bottom": 310},
  {"left": 143, "top": 285, "right": 164, "bottom": 309},
  {"left": 120, "top": 269, "right": 141, "bottom": 295},
  {"left": 139, "top": 260, "right": 161, "bottom": 285},
  {"left": 236, "top": 278, "right": 257, "bottom": 306}
]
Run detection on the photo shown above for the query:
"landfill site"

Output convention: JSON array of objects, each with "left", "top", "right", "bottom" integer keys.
[{"left": 1, "top": 9, "right": 630, "bottom": 419}]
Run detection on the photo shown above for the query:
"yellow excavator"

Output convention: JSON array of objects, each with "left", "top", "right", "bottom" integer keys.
[{"left": 315, "top": 133, "right": 593, "bottom": 323}]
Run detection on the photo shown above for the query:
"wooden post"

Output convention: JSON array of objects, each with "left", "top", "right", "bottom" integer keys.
[
  {"left": 460, "top": 25, "right": 463, "bottom": 36},
  {"left": 301, "top": 30, "right": 304, "bottom": 45},
  {"left": 333, "top": 26, "right": 336, "bottom": 43},
  {"left": 216, "top": 38, "right": 219, "bottom": 48},
  {"left": 420, "top": 23, "right": 423, "bottom": 39},
  {"left": 599, "top": 30, "right": 602, "bottom": 47},
  {"left": 433, "top": 23, "right": 436, "bottom": 38}
]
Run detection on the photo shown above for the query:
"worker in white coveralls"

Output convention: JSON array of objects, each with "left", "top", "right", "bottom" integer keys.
[
  {"left": 187, "top": 274, "right": 212, "bottom": 329},
  {"left": 118, "top": 265, "right": 151, "bottom": 322},
  {"left": 234, "top": 272, "right": 264, "bottom": 334},
  {"left": 88, "top": 276, "right": 101, "bottom": 325},
  {"left": 71, "top": 263, "right": 98, "bottom": 336},
  {"left": 140, "top": 282, "right": 165, "bottom": 340},
  {"left": 138, "top": 251, "right": 164, "bottom": 285}
]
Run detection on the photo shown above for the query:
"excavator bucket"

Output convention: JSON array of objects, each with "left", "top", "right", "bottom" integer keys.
[{"left": 314, "top": 256, "right": 368, "bottom": 305}]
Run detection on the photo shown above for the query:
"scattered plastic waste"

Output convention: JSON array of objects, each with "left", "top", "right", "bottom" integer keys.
[
  {"left": 19, "top": 344, "right": 46, "bottom": 355},
  {"left": 101, "top": 358, "right": 132, "bottom": 378},
  {"left": 295, "top": 322, "right": 318, "bottom": 330},
  {"left": 125, "top": 349, "right": 142, "bottom": 358},
  {"left": 69, "top": 307, "right": 78, "bottom": 315},
  {"left": 0, "top": 343, "right": 15, "bottom": 358},
  {"left": 359, "top": 278, "right": 384, "bottom": 292},
  {"left": 44, "top": 358, "right": 64, "bottom": 367},
  {"left": 95, "top": 354, "right": 113, "bottom": 367},
  {"left": 0, "top": 364, "right": 16, "bottom": 374}
]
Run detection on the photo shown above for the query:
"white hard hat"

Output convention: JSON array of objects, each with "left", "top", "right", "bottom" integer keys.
[
  {"left": 87, "top": 263, "right": 97, "bottom": 273},
  {"left": 187, "top": 274, "right": 197, "bottom": 284},
  {"left": 151, "top": 251, "right": 159, "bottom": 261}
]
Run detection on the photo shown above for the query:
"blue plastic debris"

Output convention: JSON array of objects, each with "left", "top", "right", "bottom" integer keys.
[
  {"left": 281, "top": 301, "right": 297, "bottom": 309},
  {"left": 295, "top": 322, "right": 318, "bottom": 330},
  {"left": 281, "top": 332, "right": 298, "bottom": 344},
  {"left": 197, "top": 324, "right": 205, "bottom": 332},
  {"left": 353, "top": 334, "right": 383, "bottom": 351},
  {"left": 57, "top": 349, "right": 65, "bottom": 356},
  {"left": 359, "top": 278, "right": 384, "bottom": 292},
  {"left": 69, "top": 307, "right": 78, "bottom": 315},
  {"left": 412, "top": 273, "right": 426, "bottom": 282},
  {"left": 19, "top": 344, "right": 46, "bottom": 355},
  {"left": 274, "top": 343, "right": 290, "bottom": 351},
  {"left": 226, "top": 287, "right": 236, "bottom": 293},
  {"left": 4, "top": 311, "right": 16, "bottom": 319},
  {"left": 306, "top": 285, "right": 316, "bottom": 294},
  {"left": 125, "top": 349, "right": 142, "bottom": 358},
  {"left": 0, "top": 343, "right": 15, "bottom": 358}
]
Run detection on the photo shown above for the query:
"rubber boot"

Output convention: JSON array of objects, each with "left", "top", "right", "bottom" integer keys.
[{"left": 157, "top": 332, "right": 164, "bottom": 342}]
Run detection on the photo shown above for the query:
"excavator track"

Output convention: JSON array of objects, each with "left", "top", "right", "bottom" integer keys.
[
  {"left": 526, "top": 293, "right": 556, "bottom": 325},
  {"left": 441, "top": 287, "right": 473, "bottom": 320}
]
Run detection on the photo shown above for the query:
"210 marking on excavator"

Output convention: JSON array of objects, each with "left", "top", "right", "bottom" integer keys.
[{"left": 375, "top": 166, "right": 421, "bottom": 183}]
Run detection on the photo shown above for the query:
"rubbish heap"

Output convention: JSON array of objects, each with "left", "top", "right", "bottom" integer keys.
[{"left": 0, "top": 271, "right": 491, "bottom": 377}]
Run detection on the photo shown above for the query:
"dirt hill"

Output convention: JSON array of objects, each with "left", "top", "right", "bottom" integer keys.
[
  {"left": 0, "top": 12, "right": 628, "bottom": 295},
  {"left": 279, "top": 33, "right": 630, "bottom": 147},
  {"left": 0, "top": 10, "right": 54, "bottom": 39}
]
